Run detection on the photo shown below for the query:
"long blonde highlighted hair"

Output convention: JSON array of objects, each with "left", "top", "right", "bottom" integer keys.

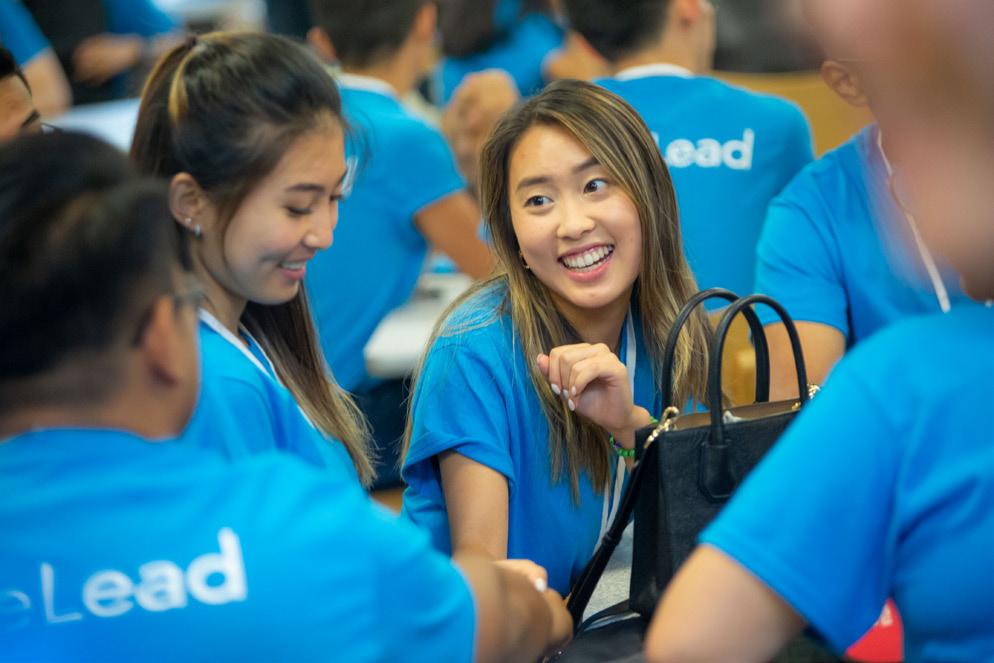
[{"left": 404, "top": 80, "right": 709, "bottom": 496}]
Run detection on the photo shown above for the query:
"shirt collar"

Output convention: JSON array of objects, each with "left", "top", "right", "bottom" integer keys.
[
  {"left": 334, "top": 72, "right": 399, "bottom": 99},
  {"left": 613, "top": 63, "right": 694, "bottom": 82}
]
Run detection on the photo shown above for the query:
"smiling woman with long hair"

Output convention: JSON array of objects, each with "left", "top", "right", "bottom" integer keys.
[{"left": 401, "top": 79, "right": 710, "bottom": 594}]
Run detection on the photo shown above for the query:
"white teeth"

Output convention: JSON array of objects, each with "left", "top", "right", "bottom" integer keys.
[
  {"left": 561, "top": 246, "right": 613, "bottom": 271},
  {"left": 281, "top": 260, "right": 306, "bottom": 270}
]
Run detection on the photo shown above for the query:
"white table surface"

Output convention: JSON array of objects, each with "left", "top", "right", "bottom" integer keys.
[
  {"left": 364, "top": 273, "right": 473, "bottom": 379},
  {"left": 50, "top": 98, "right": 140, "bottom": 152}
]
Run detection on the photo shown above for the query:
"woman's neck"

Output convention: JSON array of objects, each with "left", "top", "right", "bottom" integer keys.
[
  {"left": 194, "top": 262, "right": 246, "bottom": 336},
  {"left": 554, "top": 289, "right": 632, "bottom": 352}
]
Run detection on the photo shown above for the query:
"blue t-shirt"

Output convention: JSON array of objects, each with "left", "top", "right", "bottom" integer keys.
[
  {"left": 0, "top": 0, "right": 49, "bottom": 64},
  {"left": 755, "top": 124, "right": 978, "bottom": 345},
  {"left": 702, "top": 306, "right": 994, "bottom": 662},
  {"left": 598, "top": 67, "right": 813, "bottom": 304},
  {"left": 0, "top": 0, "right": 174, "bottom": 66},
  {"left": 306, "top": 75, "right": 466, "bottom": 392},
  {"left": 180, "top": 317, "right": 358, "bottom": 480},
  {"left": 435, "top": 11, "right": 563, "bottom": 104},
  {"left": 0, "top": 428, "right": 475, "bottom": 662},
  {"left": 401, "top": 282, "right": 662, "bottom": 594}
]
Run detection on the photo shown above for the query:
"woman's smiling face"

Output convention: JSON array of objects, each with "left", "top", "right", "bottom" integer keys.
[
  {"left": 508, "top": 123, "right": 642, "bottom": 318},
  {"left": 197, "top": 123, "right": 347, "bottom": 307}
]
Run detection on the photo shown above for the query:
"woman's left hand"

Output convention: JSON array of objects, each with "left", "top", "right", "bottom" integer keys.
[{"left": 537, "top": 343, "right": 646, "bottom": 440}]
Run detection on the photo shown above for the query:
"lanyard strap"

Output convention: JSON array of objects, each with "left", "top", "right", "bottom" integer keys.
[
  {"left": 877, "top": 130, "right": 952, "bottom": 314},
  {"left": 598, "top": 308, "right": 637, "bottom": 544}
]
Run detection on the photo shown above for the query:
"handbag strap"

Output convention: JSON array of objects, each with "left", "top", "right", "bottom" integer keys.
[
  {"left": 660, "top": 288, "right": 770, "bottom": 408},
  {"left": 708, "top": 294, "right": 809, "bottom": 438},
  {"left": 565, "top": 440, "right": 659, "bottom": 630}
]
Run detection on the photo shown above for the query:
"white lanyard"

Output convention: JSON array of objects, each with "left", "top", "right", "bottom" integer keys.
[
  {"left": 198, "top": 309, "right": 280, "bottom": 382},
  {"left": 876, "top": 130, "right": 952, "bottom": 314},
  {"left": 598, "top": 308, "right": 636, "bottom": 544}
]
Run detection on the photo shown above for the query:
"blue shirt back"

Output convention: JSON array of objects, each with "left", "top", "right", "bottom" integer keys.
[
  {"left": 755, "top": 124, "right": 978, "bottom": 344},
  {"left": 434, "top": 11, "right": 563, "bottom": 103},
  {"left": 306, "top": 76, "right": 466, "bottom": 392},
  {"left": 180, "top": 318, "right": 358, "bottom": 480},
  {"left": 702, "top": 306, "right": 994, "bottom": 662},
  {"left": 401, "top": 281, "right": 662, "bottom": 594},
  {"left": 598, "top": 68, "right": 813, "bottom": 304},
  {"left": 0, "top": 428, "right": 475, "bottom": 662}
]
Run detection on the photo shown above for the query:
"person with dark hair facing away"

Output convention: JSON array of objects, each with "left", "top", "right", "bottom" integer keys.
[
  {"left": 434, "top": 0, "right": 564, "bottom": 104},
  {"left": 754, "top": 1, "right": 984, "bottom": 399},
  {"left": 0, "top": 131, "right": 572, "bottom": 662},
  {"left": 0, "top": 44, "right": 41, "bottom": 140},
  {"left": 131, "top": 33, "right": 374, "bottom": 485},
  {"left": 306, "top": 1, "right": 494, "bottom": 486},
  {"left": 563, "top": 0, "right": 814, "bottom": 304}
]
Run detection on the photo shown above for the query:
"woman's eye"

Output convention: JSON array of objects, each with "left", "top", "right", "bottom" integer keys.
[
  {"left": 584, "top": 178, "right": 608, "bottom": 194},
  {"left": 524, "top": 195, "right": 551, "bottom": 208},
  {"left": 286, "top": 206, "right": 312, "bottom": 217}
]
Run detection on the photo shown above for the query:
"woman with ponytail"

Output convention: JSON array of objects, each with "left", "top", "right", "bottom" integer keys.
[{"left": 131, "top": 32, "right": 374, "bottom": 485}]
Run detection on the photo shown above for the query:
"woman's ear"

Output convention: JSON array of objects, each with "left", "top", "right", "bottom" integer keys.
[{"left": 169, "top": 173, "right": 208, "bottom": 237}]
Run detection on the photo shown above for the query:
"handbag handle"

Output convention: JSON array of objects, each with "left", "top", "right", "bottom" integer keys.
[
  {"left": 700, "top": 294, "right": 809, "bottom": 501},
  {"left": 661, "top": 288, "right": 770, "bottom": 408}
]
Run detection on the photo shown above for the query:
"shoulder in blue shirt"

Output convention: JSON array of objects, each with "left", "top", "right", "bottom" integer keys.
[
  {"left": 755, "top": 123, "right": 979, "bottom": 345},
  {"left": 306, "top": 79, "right": 466, "bottom": 392},
  {"left": 598, "top": 71, "right": 813, "bottom": 303},
  {"left": 180, "top": 319, "right": 358, "bottom": 481},
  {"left": 0, "top": 428, "right": 475, "bottom": 662},
  {"left": 701, "top": 305, "right": 994, "bottom": 662},
  {"left": 401, "top": 280, "right": 662, "bottom": 594}
]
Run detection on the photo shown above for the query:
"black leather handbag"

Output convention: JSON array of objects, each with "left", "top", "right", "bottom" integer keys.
[
  {"left": 554, "top": 291, "right": 833, "bottom": 663},
  {"left": 628, "top": 292, "right": 810, "bottom": 616}
]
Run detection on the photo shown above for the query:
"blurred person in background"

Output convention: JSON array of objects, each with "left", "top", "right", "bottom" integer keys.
[
  {"left": 0, "top": 0, "right": 69, "bottom": 114},
  {"left": 644, "top": 1, "right": 994, "bottom": 661},
  {"left": 0, "top": 45, "right": 41, "bottom": 140}
]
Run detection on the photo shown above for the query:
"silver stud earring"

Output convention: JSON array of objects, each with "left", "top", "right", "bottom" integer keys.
[{"left": 185, "top": 217, "right": 203, "bottom": 238}]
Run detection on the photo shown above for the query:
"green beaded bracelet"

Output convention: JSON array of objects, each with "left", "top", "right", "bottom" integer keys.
[
  {"left": 609, "top": 414, "right": 659, "bottom": 458},
  {"left": 610, "top": 436, "right": 635, "bottom": 458}
]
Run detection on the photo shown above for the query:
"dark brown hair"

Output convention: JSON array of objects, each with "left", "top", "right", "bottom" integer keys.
[{"left": 130, "top": 32, "right": 374, "bottom": 485}]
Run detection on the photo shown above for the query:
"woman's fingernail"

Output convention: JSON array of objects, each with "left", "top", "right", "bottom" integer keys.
[
  {"left": 551, "top": 383, "right": 561, "bottom": 396},
  {"left": 571, "top": 386, "right": 577, "bottom": 396},
  {"left": 568, "top": 398, "right": 575, "bottom": 411},
  {"left": 533, "top": 577, "right": 547, "bottom": 593}
]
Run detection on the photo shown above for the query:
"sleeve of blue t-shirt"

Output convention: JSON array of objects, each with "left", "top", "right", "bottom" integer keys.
[
  {"left": 238, "top": 460, "right": 476, "bottom": 661},
  {"left": 103, "top": 0, "right": 177, "bottom": 36},
  {"left": 0, "top": 0, "right": 50, "bottom": 64},
  {"left": 384, "top": 120, "right": 466, "bottom": 223},
  {"left": 755, "top": 180, "right": 850, "bottom": 337},
  {"left": 700, "top": 351, "right": 899, "bottom": 652},
  {"left": 405, "top": 334, "right": 516, "bottom": 486}
]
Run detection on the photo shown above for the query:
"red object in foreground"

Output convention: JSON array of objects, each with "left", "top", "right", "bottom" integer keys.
[{"left": 846, "top": 600, "right": 904, "bottom": 662}]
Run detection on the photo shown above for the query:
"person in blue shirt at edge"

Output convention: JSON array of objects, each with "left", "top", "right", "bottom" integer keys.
[
  {"left": 644, "top": 1, "right": 994, "bottom": 661},
  {"left": 0, "top": 0, "right": 180, "bottom": 108},
  {"left": 130, "top": 33, "right": 375, "bottom": 486},
  {"left": 0, "top": 0, "right": 69, "bottom": 115},
  {"left": 434, "top": 0, "right": 564, "bottom": 104},
  {"left": 402, "top": 80, "right": 713, "bottom": 595},
  {"left": 0, "top": 46, "right": 42, "bottom": 141},
  {"left": 304, "top": 0, "right": 495, "bottom": 486},
  {"left": 755, "top": 0, "right": 984, "bottom": 399},
  {"left": 0, "top": 131, "right": 573, "bottom": 662},
  {"left": 563, "top": 0, "right": 814, "bottom": 303}
]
